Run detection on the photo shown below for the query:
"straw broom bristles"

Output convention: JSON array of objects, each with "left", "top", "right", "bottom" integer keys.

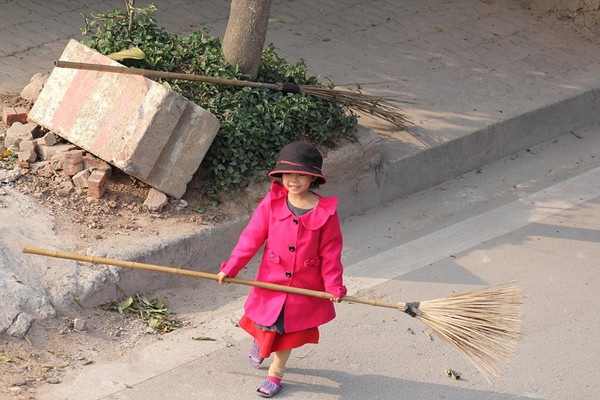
[
  {"left": 299, "top": 86, "right": 412, "bottom": 129},
  {"left": 404, "top": 282, "right": 523, "bottom": 379}
]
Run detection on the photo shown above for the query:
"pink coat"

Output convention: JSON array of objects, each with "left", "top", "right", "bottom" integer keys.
[{"left": 221, "top": 180, "right": 347, "bottom": 333}]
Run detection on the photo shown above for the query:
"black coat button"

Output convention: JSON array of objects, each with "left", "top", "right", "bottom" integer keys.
[
  {"left": 289, "top": 246, "right": 295, "bottom": 252},
  {"left": 286, "top": 271, "right": 292, "bottom": 278},
  {"left": 293, "top": 219, "right": 298, "bottom": 225}
]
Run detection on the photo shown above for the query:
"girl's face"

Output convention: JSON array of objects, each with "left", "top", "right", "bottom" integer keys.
[{"left": 282, "top": 173, "right": 316, "bottom": 195}]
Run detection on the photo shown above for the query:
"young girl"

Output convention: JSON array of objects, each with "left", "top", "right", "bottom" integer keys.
[{"left": 217, "top": 142, "right": 347, "bottom": 398}]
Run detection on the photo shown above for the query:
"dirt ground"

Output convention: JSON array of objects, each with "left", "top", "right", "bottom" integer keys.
[
  {"left": 2, "top": 5, "right": 600, "bottom": 398},
  {"left": 0, "top": 307, "right": 159, "bottom": 399}
]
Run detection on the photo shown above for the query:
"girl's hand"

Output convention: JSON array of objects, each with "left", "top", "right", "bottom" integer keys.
[
  {"left": 217, "top": 271, "right": 229, "bottom": 284},
  {"left": 330, "top": 296, "right": 342, "bottom": 303}
]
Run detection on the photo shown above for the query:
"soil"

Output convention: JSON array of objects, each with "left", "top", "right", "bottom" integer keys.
[
  {"left": 0, "top": 308, "right": 157, "bottom": 400},
  {"left": 0, "top": 91, "right": 244, "bottom": 245}
]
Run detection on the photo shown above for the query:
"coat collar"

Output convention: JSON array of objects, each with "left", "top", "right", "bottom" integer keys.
[{"left": 270, "top": 180, "right": 337, "bottom": 230}]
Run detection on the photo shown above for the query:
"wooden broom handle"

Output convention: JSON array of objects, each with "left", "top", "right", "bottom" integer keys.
[
  {"left": 22, "top": 247, "right": 404, "bottom": 310},
  {"left": 53, "top": 60, "right": 295, "bottom": 92}
]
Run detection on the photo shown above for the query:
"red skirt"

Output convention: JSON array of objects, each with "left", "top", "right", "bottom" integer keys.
[{"left": 239, "top": 314, "right": 319, "bottom": 358}]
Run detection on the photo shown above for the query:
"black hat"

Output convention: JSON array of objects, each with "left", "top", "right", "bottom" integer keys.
[{"left": 268, "top": 142, "right": 326, "bottom": 185}]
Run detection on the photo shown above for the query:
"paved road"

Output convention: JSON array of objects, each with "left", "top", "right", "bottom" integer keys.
[
  {"left": 2, "top": 1, "right": 599, "bottom": 398},
  {"left": 37, "top": 123, "right": 600, "bottom": 399}
]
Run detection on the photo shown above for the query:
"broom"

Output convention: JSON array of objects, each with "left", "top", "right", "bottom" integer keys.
[
  {"left": 22, "top": 246, "right": 522, "bottom": 379},
  {"left": 53, "top": 60, "right": 411, "bottom": 129}
]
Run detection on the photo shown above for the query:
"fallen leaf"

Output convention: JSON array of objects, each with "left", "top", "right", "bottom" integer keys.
[
  {"left": 422, "top": 331, "right": 433, "bottom": 341},
  {"left": 74, "top": 297, "right": 85, "bottom": 310},
  {"left": 192, "top": 336, "right": 216, "bottom": 341},
  {"left": 445, "top": 368, "right": 461, "bottom": 380},
  {"left": 118, "top": 297, "right": 134, "bottom": 314},
  {"left": 11, "top": 275, "right": 21, "bottom": 283},
  {"left": 0, "top": 356, "right": 13, "bottom": 363},
  {"left": 407, "top": 327, "right": 415, "bottom": 335}
]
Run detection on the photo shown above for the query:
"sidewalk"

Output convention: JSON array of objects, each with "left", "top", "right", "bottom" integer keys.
[{"left": 2, "top": 0, "right": 600, "bottom": 395}]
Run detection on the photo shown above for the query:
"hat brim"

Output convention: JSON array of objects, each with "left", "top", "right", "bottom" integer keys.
[{"left": 268, "top": 165, "right": 326, "bottom": 185}]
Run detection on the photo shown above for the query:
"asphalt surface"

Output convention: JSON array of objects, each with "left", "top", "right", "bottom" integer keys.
[
  {"left": 2, "top": 0, "right": 600, "bottom": 399},
  {"left": 37, "top": 122, "right": 600, "bottom": 400}
]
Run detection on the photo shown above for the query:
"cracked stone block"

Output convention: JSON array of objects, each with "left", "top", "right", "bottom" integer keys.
[{"left": 29, "top": 40, "right": 220, "bottom": 198}]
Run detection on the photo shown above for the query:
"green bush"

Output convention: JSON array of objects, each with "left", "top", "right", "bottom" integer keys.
[{"left": 81, "top": 5, "right": 357, "bottom": 196}]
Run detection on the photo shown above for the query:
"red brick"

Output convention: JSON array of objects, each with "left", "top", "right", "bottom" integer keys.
[
  {"left": 87, "top": 169, "right": 109, "bottom": 198},
  {"left": 2, "top": 106, "right": 28, "bottom": 127},
  {"left": 72, "top": 169, "right": 91, "bottom": 188},
  {"left": 83, "top": 154, "right": 112, "bottom": 178},
  {"left": 63, "top": 150, "right": 84, "bottom": 176}
]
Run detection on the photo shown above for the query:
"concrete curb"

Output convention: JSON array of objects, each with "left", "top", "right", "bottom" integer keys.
[{"left": 377, "top": 88, "right": 600, "bottom": 205}]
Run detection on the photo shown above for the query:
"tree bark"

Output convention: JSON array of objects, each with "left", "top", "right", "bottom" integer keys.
[{"left": 222, "top": 0, "right": 272, "bottom": 79}]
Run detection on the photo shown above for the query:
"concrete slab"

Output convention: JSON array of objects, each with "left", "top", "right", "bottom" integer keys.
[{"left": 28, "top": 39, "right": 220, "bottom": 198}]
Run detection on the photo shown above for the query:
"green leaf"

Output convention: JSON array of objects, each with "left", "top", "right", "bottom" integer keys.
[
  {"left": 139, "top": 295, "right": 153, "bottom": 307},
  {"left": 74, "top": 297, "right": 85, "bottom": 310},
  {"left": 148, "top": 318, "right": 162, "bottom": 329},
  {"left": 268, "top": 17, "right": 285, "bottom": 24},
  {"left": 118, "top": 296, "right": 134, "bottom": 314},
  {"left": 107, "top": 47, "right": 146, "bottom": 61},
  {"left": 155, "top": 298, "right": 165, "bottom": 309}
]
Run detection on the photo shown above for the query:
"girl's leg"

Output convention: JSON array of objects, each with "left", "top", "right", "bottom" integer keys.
[
  {"left": 268, "top": 349, "right": 291, "bottom": 382},
  {"left": 257, "top": 349, "right": 291, "bottom": 397}
]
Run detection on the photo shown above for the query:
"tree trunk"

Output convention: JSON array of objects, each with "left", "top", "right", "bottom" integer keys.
[{"left": 222, "top": 0, "right": 272, "bottom": 79}]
